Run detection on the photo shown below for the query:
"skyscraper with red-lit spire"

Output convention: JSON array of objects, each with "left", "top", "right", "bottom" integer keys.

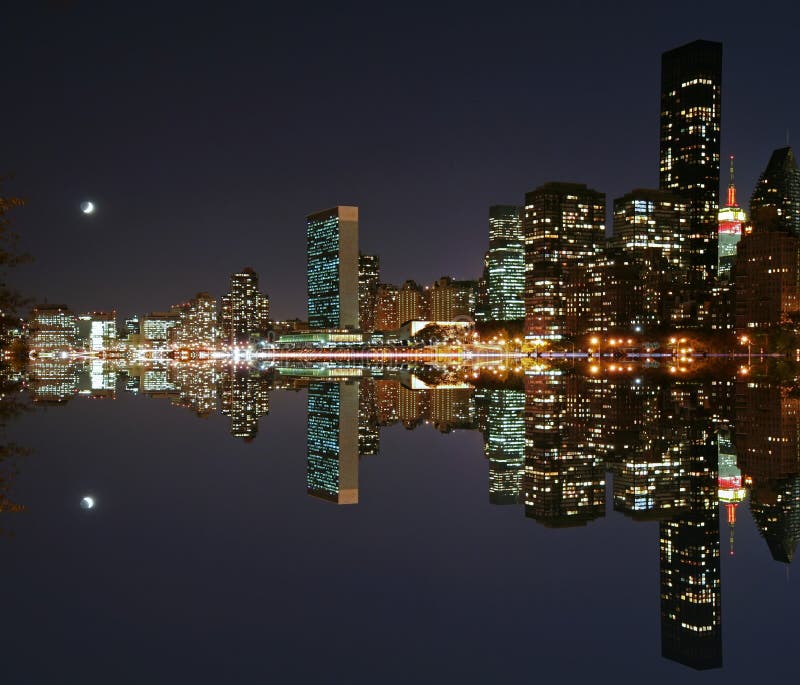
[{"left": 717, "top": 155, "right": 746, "bottom": 281}]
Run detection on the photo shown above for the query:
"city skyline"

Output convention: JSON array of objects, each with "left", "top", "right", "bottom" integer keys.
[{"left": 4, "top": 4, "right": 799, "bottom": 319}]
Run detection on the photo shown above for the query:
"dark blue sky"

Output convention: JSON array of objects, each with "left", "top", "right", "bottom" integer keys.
[{"left": 4, "top": 1, "right": 799, "bottom": 319}]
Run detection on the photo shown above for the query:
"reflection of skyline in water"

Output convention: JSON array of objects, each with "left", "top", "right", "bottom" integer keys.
[{"left": 13, "top": 359, "right": 800, "bottom": 670}]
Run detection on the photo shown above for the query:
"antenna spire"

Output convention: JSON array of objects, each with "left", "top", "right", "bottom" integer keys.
[{"left": 726, "top": 154, "right": 737, "bottom": 207}]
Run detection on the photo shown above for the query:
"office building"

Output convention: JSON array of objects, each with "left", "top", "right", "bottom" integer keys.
[
  {"left": 173, "top": 292, "right": 218, "bottom": 349},
  {"left": 485, "top": 205, "right": 525, "bottom": 321},
  {"left": 659, "top": 40, "right": 722, "bottom": 285},
  {"left": 307, "top": 206, "right": 359, "bottom": 329},
  {"left": 141, "top": 312, "right": 180, "bottom": 344},
  {"left": 733, "top": 220, "right": 800, "bottom": 330},
  {"left": 397, "top": 280, "right": 427, "bottom": 324},
  {"left": 87, "top": 311, "right": 117, "bottom": 352},
  {"left": 612, "top": 189, "right": 689, "bottom": 268},
  {"left": 220, "top": 268, "right": 270, "bottom": 345},
  {"left": 523, "top": 182, "right": 605, "bottom": 339},
  {"left": 358, "top": 253, "right": 380, "bottom": 332},
  {"left": 429, "top": 276, "right": 476, "bottom": 322},
  {"left": 375, "top": 284, "right": 400, "bottom": 331},
  {"left": 28, "top": 304, "right": 78, "bottom": 352},
  {"left": 749, "top": 146, "right": 800, "bottom": 236}
]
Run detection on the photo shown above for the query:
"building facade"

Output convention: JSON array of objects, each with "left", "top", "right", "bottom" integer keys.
[
  {"left": 523, "top": 182, "right": 605, "bottom": 339},
  {"left": 28, "top": 304, "right": 78, "bottom": 352},
  {"left": 749, "top": 146, "right": 800, "bottom": 236},
  {"left": 220, "top": 268, "right": 270, "bottom": 345},
  {"left": 358, "top": 253, "right": 380, "bottom": 332},
  {"left": 486, "top": 205, "right": 525, "bottom": 321},
  {"left": 307, "top": 206, "right": 359, "bottom": 329},
  {"left": 659, "top": 40, "right": 722, "bottom": 286}
]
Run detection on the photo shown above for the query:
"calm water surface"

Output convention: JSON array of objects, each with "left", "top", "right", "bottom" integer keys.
[{"left": 1, "top": 361, "right": 798, "bottom": 683}]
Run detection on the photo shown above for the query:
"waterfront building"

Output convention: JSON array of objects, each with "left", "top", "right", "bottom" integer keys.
[
  {"left": 717, "top": 156, "right": 746, "bottom": 280},
  {"left": 358, "top": 253, "right": 380, "bottom": 332},
  {"left": 375, "top": 283, "right": 400, "bottom": 331},
  {"left": 612, "top": 189, "right": 689, "bottom": 269},
  {"left": 398, "top": 280, "right": 427, "bottom": 324},
  {"left": 429, "top": 276, "right": 476, "bottom": 322},
  {"left": 749, "top": 146, "right": 800, "bottom": 236},
  {"left": 220, "top": 268, "right": 270, "bottom": 345},
  {"left": 307, "top": 206, "right": 359, "bottom": 329},
  {"left": 523, "top": 182, "right": 605, "bottom": 339},
  {"left": 659, "top": 40, "right": 722, "bottom": 286},
  {"left": 486, "top": 205, "right": 525, "bottom": 321},
  {"left": 141, "top": 312, "right": 180, "bottom": 344},
  {"left": 733, "top": 215, "right": 800, "bottom": 330},
  {"left": 28, "top": 304, "right": 78, "bottom": 351},
  {"left": 173, "top": 292, "right": 218, "bottom": 349}
]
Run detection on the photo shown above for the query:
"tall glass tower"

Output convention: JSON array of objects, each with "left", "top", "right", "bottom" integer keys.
[
  {"left": 486, "top": 205, "right": 525, "bottom": 321},
  {"left": 659, "top": 40, "right": 722, "bottom": 284},
  {"left": 307, "top": 206, "right": 360, "bottom": 329}
]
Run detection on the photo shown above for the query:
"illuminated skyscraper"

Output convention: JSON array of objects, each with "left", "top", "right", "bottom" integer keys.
[
  {"left": 397, "top": 280, "right": 427, "bottom": 324},
  {"left": 141, "top": 312, "right": 180, "bottom": 344},
  {"left": 717, "top": 156, "right": 746, "bottom": 280},
  {"left": 358, "top": 253, "right": 380, "bottom": 332},
  {"left": 523, "top": 182, "right": 605, "bottom": 339},
  {"left": 173, "top": 292, "right": 218, "bottom": 349},
  {"left": 375, "top": 283, "right": 400, "bottom": 331},
  {"left": 659, "top": 40, "right": 722, "bottom": 285},
  {"left": 749, "top": 146, "right": 800, "bottom": 235},
  {"left": 486, "top": 205, "right": 525, "bottom": 321},
  {"left": 307, "top": 381, "right": 359, "bottom": 504},
  {"left": 307, "top": 206, "right": 359, "bottom": 330},
  {"left": 220, "top": 268, "right": 270, "bottom": 345},
  {"left": 612, "top": 189, "right": 689, "bottom": 268},
  {"left": 28, "top": 304, "right": 78, "bottom": 352},
  {"left": 429, "top": 277, "right": 476, "bottom": 321}
]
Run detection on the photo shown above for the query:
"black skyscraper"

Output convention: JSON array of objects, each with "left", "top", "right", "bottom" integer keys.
[
  {"left": 749, "top": 146, "right": 800, "bottom": 235},
  {"left": 659, "top": 40, "right": 722, "bottom": 286}
]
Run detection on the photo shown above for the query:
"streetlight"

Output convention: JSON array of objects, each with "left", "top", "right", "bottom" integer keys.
[{"left": 740, "top": 335, "right": 751, "bottom": 366}]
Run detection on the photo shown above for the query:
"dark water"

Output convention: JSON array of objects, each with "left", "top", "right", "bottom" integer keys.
[{"left": 1, "top": 360, "right": 798, "bottom": 684}]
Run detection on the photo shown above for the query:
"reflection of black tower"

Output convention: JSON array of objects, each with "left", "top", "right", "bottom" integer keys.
[
  {"left": 482, "top": 388, "right": 525, "bottom": 505},
  {"left": 749, "top": 475, "right": 800, "bottom": 564},
  {"left": 522, "top": 373, "right": 605, "bottom": 526},
  {"left": 659, "top": 402, "right": 721, "bottom": 671},
  {"left": 307, "top": 381, "right": 359, "bottom": 504}
]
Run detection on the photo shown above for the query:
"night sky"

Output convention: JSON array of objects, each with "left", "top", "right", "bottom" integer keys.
[{"left": 4, "top": 1, "right": 799, "bottom": 319}]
